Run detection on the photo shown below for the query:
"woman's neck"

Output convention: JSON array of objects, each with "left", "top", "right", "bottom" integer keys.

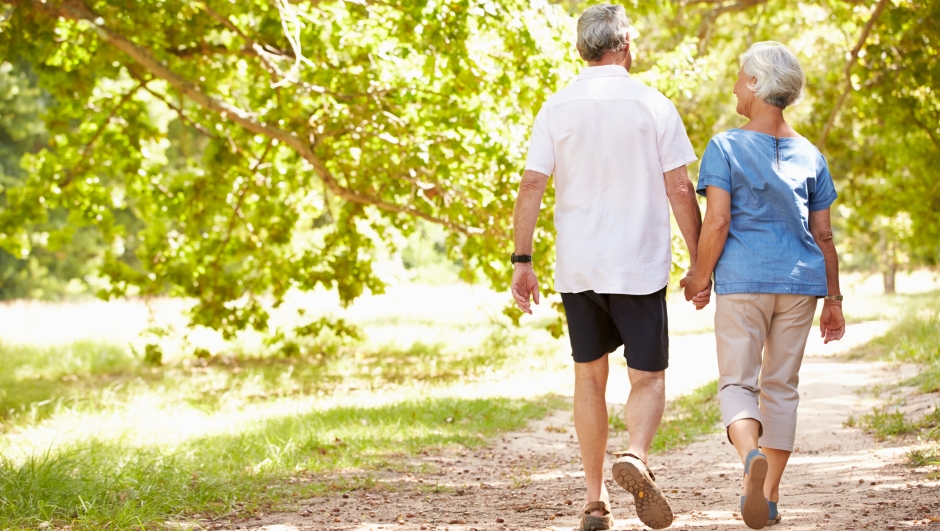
[{"left": 741, "top": 103, "right": 799, "bottom": 138}]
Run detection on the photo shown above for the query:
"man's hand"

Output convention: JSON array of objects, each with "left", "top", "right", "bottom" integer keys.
[
  {"left": 511, "top": 264, "right": 540, "bottom": 314},
  {"left": 680, "top": 270, "right": 712, "bottom": 310},
  {"left": 820, "top": 301, "right": 846, "bottom": 344}
]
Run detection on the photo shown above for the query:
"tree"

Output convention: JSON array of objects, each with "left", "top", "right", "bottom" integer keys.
[
  {"left": 0, "top": 0, "right": 576, "bottom": 337},
  {"left": 0, "top": 59, "right": 109, "bottom": 299},
  {"left": 814, "top": 0, "right": 940, "bottom": 291}
]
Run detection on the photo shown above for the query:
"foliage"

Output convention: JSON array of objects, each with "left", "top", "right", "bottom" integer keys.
[
  {"left": 822, "top": 0, "right": 940, "bottom": 275},
  {"left": 1, "top": 0, "right": 938, "bottom": 333},
  {"left": 0, "top": 60, "right": 107, "bottom": 299},
  {"left": 0, "top": 0, "right": 577, "bottom": 337}
]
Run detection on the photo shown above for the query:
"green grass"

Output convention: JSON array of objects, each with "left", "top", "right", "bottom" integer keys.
[
  {"left": 908, "top": 444, "right": 940, "bottom": 470},
  {"left": 844, "top": 291, "right": 940, "bottom": 468},
  {"left": 608, "top": 381, "right": 722, "bottom": 454},
  {"left": 0, "top": 314, "right": 565, "bottom": 531},
  {"left": 845, "top": 407, "right": 920, "bottom": 440},
  {"left": 0, "top": 394, "right": 563, "bottom": 530},
  {"left": 845, "top": 290, "right": 940, "bottom": 394},
  {"left": 0, "top": 341, "right": 143, "bottom": 426},
  {"left": 651, "top": 381, "right": 722, "bottom": 453}
]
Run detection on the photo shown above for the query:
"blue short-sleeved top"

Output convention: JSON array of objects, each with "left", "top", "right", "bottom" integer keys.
[{"left": 696, "top": 129, "right": 838, "bottom": 296}]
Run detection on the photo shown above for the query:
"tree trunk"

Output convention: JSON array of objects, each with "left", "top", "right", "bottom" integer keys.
[
  {"left": 883, "top": 262, "right": 896, "bottom": 294},
  {"left": 878, "top": 226, "right": 898, "bottom": 295}
]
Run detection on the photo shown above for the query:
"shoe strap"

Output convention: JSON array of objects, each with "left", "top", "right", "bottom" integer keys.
[
  {"left": 613, "top": 451, "right": 656, "bottom": 481},
  {"left": 743, "top": 449, "right": 765, "bottom": 474},
  {"left": 582, "top": 501, "right": 611, "bottom": 516}
]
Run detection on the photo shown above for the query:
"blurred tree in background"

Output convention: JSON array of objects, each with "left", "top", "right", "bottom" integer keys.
[{"left": 0, "top": 0, "right": 937, "bottom": 336}]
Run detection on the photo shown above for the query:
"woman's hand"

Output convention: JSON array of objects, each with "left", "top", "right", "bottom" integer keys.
[
  {"left": 819, "top": 301, "right": 846, "bottom": 343},
  {"left": 680, "top": 270, "right": 712, "bottom": 310}
]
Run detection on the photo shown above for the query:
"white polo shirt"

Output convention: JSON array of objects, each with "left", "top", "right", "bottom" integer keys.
[{"left": 524, "top": 65, "right": 697, "bottom": 295}]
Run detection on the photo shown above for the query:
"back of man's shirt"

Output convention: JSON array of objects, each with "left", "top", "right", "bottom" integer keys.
[{"left": 524, "top": 65, "right": 696, "bottom": 295}]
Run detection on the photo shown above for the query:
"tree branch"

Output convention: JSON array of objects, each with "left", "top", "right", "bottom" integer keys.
[
  {"left": 61, "top": 81, "right": 143, "bottom": 188},
  {"left": 909, "top": 110, "right": 940, "bottom": 153},
  {"left": 696, "top": 0, "right": 769, "bottom": 55},
  {"left": 27, "top": 0, "right": 480, "bottom": 235},
  {"left": 816, "top": 0, "right": 890, "bottom": 149}
]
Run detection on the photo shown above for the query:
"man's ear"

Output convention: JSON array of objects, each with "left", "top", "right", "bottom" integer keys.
[
  {"left": 621, "top": 41, "right": 633, "bottom": 70},
  {"left": 576, "top": 44, "right": 586, "bottom": 61}
]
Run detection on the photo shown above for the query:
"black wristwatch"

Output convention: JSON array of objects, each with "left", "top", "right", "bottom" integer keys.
[{"left": 510, "top": 253, "right": 532, "bottom": 264}]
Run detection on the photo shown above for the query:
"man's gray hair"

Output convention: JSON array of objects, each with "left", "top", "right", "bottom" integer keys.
[
  {"left": 577, "top": 4, "right": 632, "bottom": 62},
  {"left": 740, "top": 42, "right": 805, "bottom": 109}
]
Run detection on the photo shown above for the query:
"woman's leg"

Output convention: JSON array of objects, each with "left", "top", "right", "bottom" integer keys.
[
  {"left": 758, "top": 295, "right": 817, "bottom": 502},
  {"left": 728, "top": 418, "right": 761, "bottom": 461},
  {"left": 763, "top": 449, "right": 791, "bottom": 503},
  {"left": 714, "top": 293, "right": 776, "bottom": 519}
]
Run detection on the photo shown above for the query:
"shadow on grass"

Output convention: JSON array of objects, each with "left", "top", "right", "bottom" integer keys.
[
  {"left": 0, "top": 394, "right": 563, "bottom": 530},
  {"left": 0, "top": 341, "right": 144, "bottom": 426},
  {"left": 0, "top": 325, "right": 525, "bottom": 427}
]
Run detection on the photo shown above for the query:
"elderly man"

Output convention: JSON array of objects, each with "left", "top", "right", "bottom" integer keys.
[{"left": 510, "top": 4, "right": 704, "bottom": 530}]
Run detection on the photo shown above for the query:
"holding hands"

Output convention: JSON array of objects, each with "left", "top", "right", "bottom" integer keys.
[{"left": 681, "top": 268, "right": 712, "bottom": 310}]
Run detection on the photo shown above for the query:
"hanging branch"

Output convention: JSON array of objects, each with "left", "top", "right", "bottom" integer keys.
[
  {"left": 816, "top": 0, "right": 890, "bottom": 150},
  {"left": 22, "top": 0, "right": 480, "bottom": 236}
]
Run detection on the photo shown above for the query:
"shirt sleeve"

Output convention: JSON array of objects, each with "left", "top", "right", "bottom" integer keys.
[
  {"left": 696, "top": 137, "right": 732, "bottom": 196},
  {"left": 523, "top": 106, "right": 554, "bottom": 176},
  {"left": 657, "top": 101, "right": 698, "bottom": 172},
  {"left": 809, "top": 152, "right": 838, "bottom": 211}
]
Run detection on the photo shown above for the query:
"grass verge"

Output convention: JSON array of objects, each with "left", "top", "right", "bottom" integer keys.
[
  {"left": 0, "top": 394, "right": 564, "bottom": 530},
  {"left": 652, "top": 381, "right": 722, "bottom": 453},
  {"left": 609, "top": 381, "right": 722, "bottom": 454},
  {"left": 844, "top": 291, "right": 940, "bottom": 469}
]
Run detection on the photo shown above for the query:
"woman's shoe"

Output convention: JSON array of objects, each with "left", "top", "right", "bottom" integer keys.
[
  {"left": 740, "top": 449, "right": 769, "bottom": 529},
  {"left": 767, "top": 501, "right": 782, "bottom": 525}
]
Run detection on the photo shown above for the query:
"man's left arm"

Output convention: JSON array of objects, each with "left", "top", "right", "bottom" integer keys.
[
  {"left": 511, "top": 170, "right": 550, "bottom": 314},
  {"left": 664, "top": 165, "right": 702, "bottom": 268}
]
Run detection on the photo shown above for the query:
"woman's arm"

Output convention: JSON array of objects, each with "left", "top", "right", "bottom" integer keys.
[
  {"left": 682, "top": 186, "right": 731, "bottom": 304},
  {"left": 809, "top": 208, "right": 846, "bottom": 343}
]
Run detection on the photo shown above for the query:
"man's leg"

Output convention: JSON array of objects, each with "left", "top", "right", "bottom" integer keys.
[
  {"left": 623, "top": 368, "right": 666, "bottom": 463},
  {"left": 574, "top": 353, "right": 611, "bottom": 516}
]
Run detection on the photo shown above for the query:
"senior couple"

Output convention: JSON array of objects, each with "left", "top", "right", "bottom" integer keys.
[{"left": 510, "top": 4, "right": 846, "bottom": 530}]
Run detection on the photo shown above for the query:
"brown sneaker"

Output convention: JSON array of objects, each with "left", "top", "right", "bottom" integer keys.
[
  {"left": 611, "top": 452, "right": 673, "bottom": 529},
  {"left": 579, "top": 501, "right": 614, "bottom": 531}
]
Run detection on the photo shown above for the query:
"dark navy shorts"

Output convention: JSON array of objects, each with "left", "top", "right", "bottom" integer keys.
[{"left": 559, "top": 286, "right": 669, "bottom": 372}]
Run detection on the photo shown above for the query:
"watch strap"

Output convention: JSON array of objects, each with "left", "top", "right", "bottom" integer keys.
[
  {"left": 510, "top": 253, "right": 532, "bottom": 264},
  {"left": 824, "top": 295, "right": 843, "bottom": 301}
]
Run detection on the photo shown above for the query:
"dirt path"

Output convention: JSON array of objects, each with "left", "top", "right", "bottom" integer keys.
[{"left": 219, "top": 323, "right": 940, "bottom": 531}]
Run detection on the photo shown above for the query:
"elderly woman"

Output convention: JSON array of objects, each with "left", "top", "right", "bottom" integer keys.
[{"left": 682, "top": 42, "right": 847, "bottom": 529}]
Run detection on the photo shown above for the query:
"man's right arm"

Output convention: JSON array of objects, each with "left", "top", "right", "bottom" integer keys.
[{"left": 511, "top": 170, "right": 550, "bottom": 314}]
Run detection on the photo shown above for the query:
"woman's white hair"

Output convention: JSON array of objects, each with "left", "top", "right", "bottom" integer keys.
[
  {"left": 577, "top": 4, "right": 632, "bottom": 62},
  {"left": 740, "top": 41, "right": 805, "bottom": 109}
]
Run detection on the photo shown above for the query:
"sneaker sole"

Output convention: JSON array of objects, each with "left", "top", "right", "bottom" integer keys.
[
  {"left": 742, "top": 456, "right": 769, "bottom": 529},
  {"left": 612, "top": 460, "right": 673, "bottom": 529}
]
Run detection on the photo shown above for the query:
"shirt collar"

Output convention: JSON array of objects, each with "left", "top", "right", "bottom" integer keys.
[{"left": 577, "top": 64, "right": 630, "bottom": 80}]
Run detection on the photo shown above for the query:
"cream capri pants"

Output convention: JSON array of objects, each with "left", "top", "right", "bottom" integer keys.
[{"left": 715, "top": 293, "right": 818, "bottom": 452}]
